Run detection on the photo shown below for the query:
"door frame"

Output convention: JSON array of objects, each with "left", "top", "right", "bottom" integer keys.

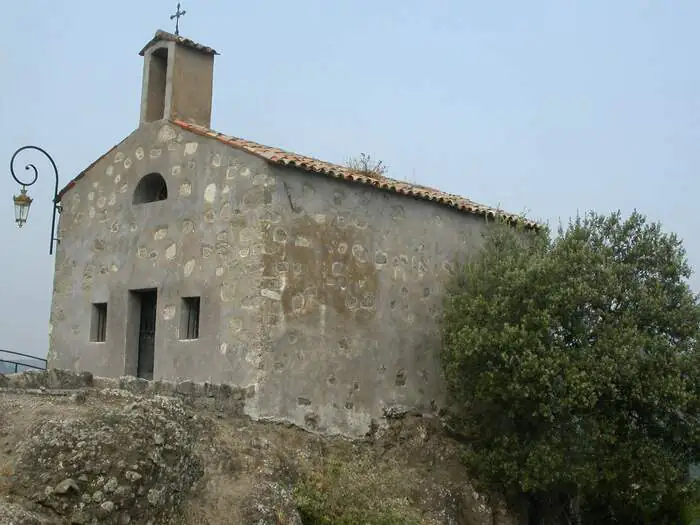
[{"left": 125, "top": 288, "right": 158, "bottom": 379}]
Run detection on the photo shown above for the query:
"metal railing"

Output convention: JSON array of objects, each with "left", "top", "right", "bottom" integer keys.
[{"left": 0, "top": 349, "right": 47, "bottom": 374}]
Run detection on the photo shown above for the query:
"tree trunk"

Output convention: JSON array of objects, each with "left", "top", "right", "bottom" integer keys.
[{"left": 527, "top": 494, "right": 542, "bottom": 525}]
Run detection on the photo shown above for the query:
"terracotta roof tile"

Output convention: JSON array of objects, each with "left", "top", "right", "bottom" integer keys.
[
  {"left": 56, "top": 120, "right": 536, "bottom": 228},
  {"left": 173, "top": 120, "right": 536, "bottom": 227},
  {"left": 139, "top": 30, "right": 218, "bottom": 57}
]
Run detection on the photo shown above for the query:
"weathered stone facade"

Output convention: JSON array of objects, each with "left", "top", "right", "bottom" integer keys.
[{"left": 48, "top": 29, "right": 514, "bottom": 437}]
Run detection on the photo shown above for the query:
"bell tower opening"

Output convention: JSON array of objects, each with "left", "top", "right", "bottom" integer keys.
[
  {"left": 138, "top": 30, "right": 219, "bottom": 128},
  {"left": 145, "top": 47, "right": 168, "bottom": 122}
]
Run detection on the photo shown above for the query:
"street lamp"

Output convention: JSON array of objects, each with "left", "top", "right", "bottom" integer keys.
[
  {"left": 13, "top": 187, "right": 33, "bottom": 227},
  {"left": 9, "top": 146, "right": 62, "bottom": 255}
]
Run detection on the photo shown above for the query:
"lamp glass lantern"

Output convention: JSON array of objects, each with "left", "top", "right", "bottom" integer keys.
[{"left": 13, "top": 187, "right": 33, "bottom": 228}]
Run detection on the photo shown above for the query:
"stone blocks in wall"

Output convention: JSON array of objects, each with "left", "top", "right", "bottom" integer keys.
[{"left": 0, "top": 369, "right": 253, "bottom": 418}]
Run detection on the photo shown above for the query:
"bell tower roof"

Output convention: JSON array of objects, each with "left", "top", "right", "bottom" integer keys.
[{"left": 138, "top": 29, "right": 219, "bottom": 57}]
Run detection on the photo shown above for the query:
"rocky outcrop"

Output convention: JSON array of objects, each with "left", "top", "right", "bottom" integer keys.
[
  {"left": 10, "top": 397, "right": 203, "bottom": 524},
  {"left": 0, "top": 369, "right": 516, "bottom": 525}
]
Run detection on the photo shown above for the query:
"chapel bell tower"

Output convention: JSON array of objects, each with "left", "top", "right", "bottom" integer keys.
[{"left": 138, "top": 30, "right": 218, "bottom": 128}]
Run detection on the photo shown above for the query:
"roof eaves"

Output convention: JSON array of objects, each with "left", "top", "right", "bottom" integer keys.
[{"left": 171, "top": 119, "right": 539, "bottom": 229}]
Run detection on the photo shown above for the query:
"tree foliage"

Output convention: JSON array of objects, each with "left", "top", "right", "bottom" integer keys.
[{"left": 440, "top": 211, "right": 700, "bottom": 524}]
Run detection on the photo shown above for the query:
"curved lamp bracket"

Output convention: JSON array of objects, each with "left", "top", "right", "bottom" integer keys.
[{"left": 9, "top": 146, "right": 62, "bottom": 255}]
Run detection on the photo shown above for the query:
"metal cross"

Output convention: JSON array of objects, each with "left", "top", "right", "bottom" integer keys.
[{"left": 170, "top": 2, "right": 186, "bottom": 35}]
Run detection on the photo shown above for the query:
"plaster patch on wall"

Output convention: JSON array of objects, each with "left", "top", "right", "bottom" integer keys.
[
  {"left": 442, "top": 261, "right": 455, "bottom": 274},
  {"left": 157, "top": 124, "right": 177, "bottom": 143},
  {"left": 252, "top": 173, "right": 271, "bottom": 186},
  {"left": 154, "top": 227, "right": 168, "bottom": 241},
  {"left": 239, "top": 228, "right": 259, "bottom": 245},
  {"left": 114, "top": 152, "right": 125, "bottom": 163},
  {"left": 219, "top": 202, "right": 231, "bottom": 220},
  {"left": 105, "top": 165, "right": 114, "bottom": 177},
  {"left": 291, "top": 294, "right": 305, "bottom": 313},
  {"left": 162, "top": 305, "right": 176, "bottom": 320},
  {"left": 228, "top": 318, "right": 242, "bottom": 334},
  {"left": 179, "top": 182, "right": 192, "bottom": 197},
  {"left": 135, "top": 147, "right": 144, "bottom": 160},
  {"left": 165, "top": 243, "right": 177, "bottom": 260},
  {"left": 184, "top": 142, "right": 199, "bottom": 156},
  {"left": 215, "top": 242, "right": 232, "bottom": 257},
  {"left": 303, "top": 183, "right": 316, "bottom": 198},
  {"left": 391, "top": 205, "right": 405, "bottom": 221},
  {"left": 273, "top": 228, "right": 288, "bottom": 243},
  {"left": 352, "top": 244, "right": 368, "bottom": 263},
  {"left": 331, "top": 262, "right": 344, "bottom": 276},
  {"left": 82, "top": 265, "right": 94, "bottom": 290},
  {"left": 150, "top": 148, "right": 162, "bottom": 159},
  {"left": 204, "top": 183, "right": 217, "bottom": 204},
  {"left": 353, "top": 217, "right": 369, "bottom": 230},
  {"left": 221, "top": 282, "right": 238, "bottom": 302},
  {"left": 124, "top": 157, "right": 132, "bottom": 170},
  {"left": 182, "top": 220, "right": 195, "bottom": 234},
  {"left": 261, "top": 289, "right": 282, "bottom": 301},
  {"left": 184, "top": 259, "right": 196, "bottom": 277}
]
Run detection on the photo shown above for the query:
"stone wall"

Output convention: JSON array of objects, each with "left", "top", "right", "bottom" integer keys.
[
  {"left": 49, "top": 121, "right": 491, "bottom": 438},
  {"left": 0, "top": 369, "right": 424, "bottom": 431}
]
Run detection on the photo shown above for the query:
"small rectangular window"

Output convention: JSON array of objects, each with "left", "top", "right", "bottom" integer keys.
[
  {"left": 90, "top": 303, "right": 107, "bottom": 342},
  {"left": 180, "top": 297, "right": 200, "bottom": 340}
]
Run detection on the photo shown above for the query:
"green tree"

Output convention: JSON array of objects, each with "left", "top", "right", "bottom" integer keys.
[{"left": 440, "top": 211, "right": 700, "bottom": 524}]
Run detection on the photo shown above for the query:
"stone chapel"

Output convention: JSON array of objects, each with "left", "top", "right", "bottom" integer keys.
[{"left": 48, "top": 29, "right": 533, "bottom": 437}]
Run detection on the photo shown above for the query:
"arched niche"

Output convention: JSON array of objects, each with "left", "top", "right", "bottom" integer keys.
[{"left": 133, "top": 173, "right": 168, "bottom": 204}]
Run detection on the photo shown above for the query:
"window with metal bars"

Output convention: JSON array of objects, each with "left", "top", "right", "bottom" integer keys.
[
  {"left": 90, "top": 303, "right": 107, "bottom": 342},
  {"left": 180, "top": 297, "right": 200, "bottom": 340}
]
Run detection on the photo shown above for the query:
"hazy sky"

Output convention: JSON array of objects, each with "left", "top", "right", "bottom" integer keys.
[{"left": 1, "top": 1, "right": 698, "bottom": 358}]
